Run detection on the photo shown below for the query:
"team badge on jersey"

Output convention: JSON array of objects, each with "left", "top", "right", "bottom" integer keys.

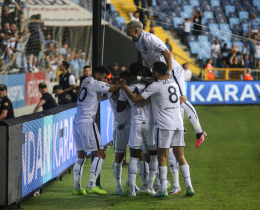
[{"left": 4, "top": 102, "right": 8, "bottom": 106}]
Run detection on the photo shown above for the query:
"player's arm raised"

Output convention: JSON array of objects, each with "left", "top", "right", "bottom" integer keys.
[
  {"left": 163, "top": 49, "right": 173, "bottom": 79},
  {"left": 121, "top": 85, "right": 145, "bottom": 104}
]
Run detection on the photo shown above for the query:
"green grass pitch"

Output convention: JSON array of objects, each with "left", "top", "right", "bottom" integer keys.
[{"left": 10, "top": 106, "right": 260, "bottom": 210}]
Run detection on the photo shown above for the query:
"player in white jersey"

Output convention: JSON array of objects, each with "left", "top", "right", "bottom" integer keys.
[
  {"left": 121, "top": 62, "right": 194, "bottom": 197},
  {"left": 117, "top": 62, "right": 158, "bottom": 197},
  {"left": 126, "top": 20, "right": 207, "bottom": 147},
  {"left": 72, "top": 65, "right": 121, "bottom": 196},
  {"left": 107, "top": 72, "right": 132, "bottom": 195}
]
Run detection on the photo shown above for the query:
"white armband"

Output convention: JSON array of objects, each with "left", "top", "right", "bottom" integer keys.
[
  {"left": 166, "top": 70, "right": 172, "bottom": 75},
  {"left": 137, "top": 76, "right": 142, "bottom": 81}
]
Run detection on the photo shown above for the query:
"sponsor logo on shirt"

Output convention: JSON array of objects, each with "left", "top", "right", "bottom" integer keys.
[{"left": 164, "top": 107, "right": 176, "bottom": 110}]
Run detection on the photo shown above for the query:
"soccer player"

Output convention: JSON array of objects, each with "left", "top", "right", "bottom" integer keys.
[
  {"left": 121, "top": 62, "right": 194, "bottom": 197},
  {"left": 117, "top": 62, "right": 158, "bottom": 197},
  {"left": 107, "top": 72, "right": 132, "bottom": 195},
  {"left": 126, "top": 20, "right": 207, "bottom": 147},
  {"left": 72, "top": 65, "right": 121, "bottom": 195}
]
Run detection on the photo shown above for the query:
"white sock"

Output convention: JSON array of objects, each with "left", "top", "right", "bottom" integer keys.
[
  {"left": 159, "top": 166, "right": 168, "bottom": 193},
  {"left": 29, "top": 64, "right": 32, "bottom": 68},
  {"left": 88, "top": 157, "right": 104, "bottom": 188},
  {"left": 113, "top": 162, "right": 122, "bottom": 189},
  {"left": 180, "top": 164, "right": 192, "bottom": 188},
  {"left": 147, "top": 155, "right": 158, "bottom": 190},
  {"left": 180, "top": 107, "right": 184, "bottom": 120},
  {"left": 129, "top": 157, "right": 139, "bottom": 193},
  {"left": 168, "top": 149, "right": 179, "bottom": 188},
  {"left": 144, "top": 161, "right": 149, "bottom": 187},
  {"left": 181, "top": 101, "right": 203, "bottom": 134},
  {"left": 138, "top": 161, "right": 148, "bottom": 188},
  {"left": 73, "top": 158, "right": 86, "bottom": 190},
  {"left": 156, "top": 170, "right": 160, "bottom": 185}
]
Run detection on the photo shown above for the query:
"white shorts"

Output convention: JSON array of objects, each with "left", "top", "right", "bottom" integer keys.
[
  {"left": 129, "top": 123, "right": 156, "bottom": 151},
  {"left": 172, "top": 65, "right": 186, "bottom": 96},
  {"left": 155, "top": 128, "right": 185, "bottom": 148},
  {"left": 73, "top": 122, "right": 103, "bottom": 152},
  {"left": 113, "top": 127, "right": 130, "bottom": 153}
]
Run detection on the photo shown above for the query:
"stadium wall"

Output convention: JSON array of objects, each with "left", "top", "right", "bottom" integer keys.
[{"left": 0, "top": 99, "right": 114, "bottom": 207}]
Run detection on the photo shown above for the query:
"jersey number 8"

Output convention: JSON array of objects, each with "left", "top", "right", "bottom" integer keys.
[
  {"left": 78, "top": 87, "right": 87, "bottom": 102},
  {"left": 168, "top": 86, "right": 178, "bottom": 103}
]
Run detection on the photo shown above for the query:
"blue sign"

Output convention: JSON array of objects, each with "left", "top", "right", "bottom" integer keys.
[
  {"left": 22, "top": 108, "right": 77, "bottom": 197},
  {"left": 0, "top": 74, "right": 25, "bottom": 108},
  {"left": 186, "top": 81, "right": 260, "bottom": 105},
  {"left": 100, "top": 99, "right": 113, "bottom": 148}
]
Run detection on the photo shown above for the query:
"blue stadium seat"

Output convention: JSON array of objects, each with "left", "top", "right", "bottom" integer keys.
[
  {"left": 233, "top": 0, "right": 241, "bottom": 6},
  {"left": 221, "top": 0, "right": 230, "bottom": 6},
  {"left": 190, "top": 0, "right": 200, "bottom": 6},
  {"left": 253, "top": 0, "right": 260, "bottom": 10},
  {"left": 115, "top": 17, "right": 126, "bottom": 25},
  {"left": 219, "top": 23, "right": 230, "bottom": 31},
  {"left": 160, "top": 2, "right": 171, "bottom": 11},
  {"left": 217, "top": 16, "right": 228, "bottom": 23},
  {"left": 181, "top": 11, "right": 191, "bottom": 19},
  {"left": 163, "top": 17, "right": 173, "bottom": 29},
  {"left": 159, "top": 14, "right": 167, "bottom": 21},
  {"left": 111, "top": 11, "right": 120, "bottom": 18},
  {"left": 214, "top": 6, "right": 223, "bottom": 13},
  {"left": 231, "top": 36, "right": 241, "bottom": 42},
  {"left": 233, "top": 28, "right": 241, "bottom": 36},
  {"left": 193, "top": 6, "right": 202, "bottom": 12},
  {"left": 228, "top": 12, "right": 237, "bottom": 18},
  {"left": 233, "top": 24, "right": 242, "bottom": 32},
  {"left": 174, "top": 6, "right": 183, "bottom": 13},
  {"left": 207, "top": 18, "right": 216, "bottom": 23},
  {"left": 167, "top": 11, "right": 179, "bottom": 18},
  {"left": 225, "top": 5, "right": 235, "bottom": 17},
  {"left": 241, "top": 19, "right": 250, "bottom": 23},
  {"left": 198, "top": 35, "right": 209, "bottom": 42},
  {"left": 201, "top": 0, "right": 210, "bottom": 5},
  {"left": 110, "top": 4, "right": 115, "bottom": 11},
  {"left": 235, "top": 4, "right": 247, "bottom": 12},
  {"left": 152, "top": 0, "right": 157, "bottom": 6},
  {"left": 187, "top": 35, "right": 197, "bottom": 43},
  {"left": 222, "top": 41, "right": 232, "bottom": 49},
  {"left": 201, "top": 17, "right": 207, "bottom": 25},
  {"left": 198, "top": 48, "right": 211, "bottom": 63},
  {"left": 200, "top": 41, "right": 211, "bottom": 49},
  {"left": 239, "top": 11, "right": 249, "bottom": 21},
  {"left": 153, "top": 6, "right": 161, "bottom": 16},
  {"left": 215, "top": 11, "right": 225, "bottom": 19},
  {"left": 173, "top": 18, "right": 184, "bottom": 29},
  {"left": 209, "top": 23, "right": 219, "bottom": 30},
  {"left": 189, "top": 41, "right": 200, "bottom": 54},
  {"left": 233, "top": 41, "right": 244, "bottom": 52},
  {"left": 242, "top": 23, "right": 249, "bottom": 35},
  {"left": 183, "top": 5, "right": 193, "bottom": 13},
  {"left": 181, "top": 0, "right": 190, "bottom": 5},
  {"left": 256, "top": 18, "right": 260, "bottom": 25},
  {"left": 210, "top": 0, "right": 220, "bottom": 9},
  {"left": 204, "top": 11, "right": 214, "bottom": 20},
  {"left": 202, "top": 4, "right": 212, "bottom": 11},
  {"left": 229, "top": 18, "right": 240, "bottom": 29},
  {"left": 170, "top": 0, "right": 179, "bottom": 6}
]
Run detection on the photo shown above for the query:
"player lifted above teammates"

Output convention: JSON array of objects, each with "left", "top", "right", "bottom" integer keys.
[
  {"left": 121, "top": 62, "right": 194, "bottom": 197},
  {"left": 117, "top": 62, "right": 158, "bottom": 197},
  {"left": 72, "top": 65, "right": 121, "bottom": 196},
  {"left": 126, "top": 20, "right": 207, "bottom": 147}
]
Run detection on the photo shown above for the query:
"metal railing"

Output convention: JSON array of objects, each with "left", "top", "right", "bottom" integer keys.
[
  {"left": 251, "top": 69, "right": 260, "bottom": 80},
  {"left": 204, "top": 68, "right": 249, "bottom": 81}
]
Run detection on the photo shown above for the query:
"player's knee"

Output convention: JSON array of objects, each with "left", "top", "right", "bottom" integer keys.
[
  {"left": 176, "top": 155, "right": 186, "bottom": 165},
  {"left": 115, "top": 152, "right": 125, "bottom": 163},
  {"left": 143, "top": 153, "right": 151, "bottom": 163}
]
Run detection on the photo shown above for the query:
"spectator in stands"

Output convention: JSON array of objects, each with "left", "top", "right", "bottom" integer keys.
[
  {"left": 47, "top": 54, "right": 59, "bottom": 82},
  {"left": 109, "top": 62, "right": 120, "bottom": 77},
  {"left": 80, "top": 65, "right": 92, "bottom": 85},
  {"left": 149, "top": 26, "right": 154, "bottom": 34},
  {"left": 59, "top": 61, "right": 77, "bottom": 102},
  {"left": 33, "top": 82, "right": 57, "bottom": 112},
  {"left": 1, "top": 0, "right": 21, "bottom": 28},
  {"left": 221, "top": 43, "right": 230, "bottom": 68},
  {"left": 249, "top": 34, "right": 259, "bottom": 67},
  {"left": 120, "top": 65, "right": 126, "bottom": 72},
  {"left": 243, "top": 46, "right": 250, "bottom": 68},
  {"left": 17, "top": 12, "right": 24, "bottom": 31},
  {"left": 0, "top": 22, "right": 14, "bottom": 64},
  {"left": 191, "top": 9, "right": 203, "bottom": 37},
  {"left": 252, "top": 40, "right": 260, "bottom": 68},
  {"left": 70, "top": 53, "right": 80, "bottom": 72},
  {"left": 79, "top": 52, "right": 87, "bottom": 70},
  {"left": 211, "top": 39, "right": 222, "bottom": 68},
  {"left": 244, "top": 69, "right": 253, "bottom": 81},
  {"left": 182, "top": 18, "right": 191, "bottom": 45},
  {"left": 165, "top": 38, "right": 172, "bottom": 53},
  {"left": 130, "top": 10, "right": 140, "bottom": 21},
  {"left": 60, "top": 43, "right": 68, "bottom": 56},
  {"left": 44, "top": 34, "right": 55, "bottom": 49},
  {"left": 183, "top": 63, "right": 192, "bottom": 81},
  {"left": 27, "top": 15, "right": 44, "bottom": 71},
  {"left": 205, "top": 59, "right": 215, "bottom": 80},
  {"left": 248, "top": 14, "right": 259, "bottom": 39},
  {"left": 52, "top": 85, "right": 73, "bottom": 105},
  {"left": 0, "top": 84, "right": 14, "bottom": 121},
  {"left": 229, "top": 51, "right": 244, "bottom": 68}
]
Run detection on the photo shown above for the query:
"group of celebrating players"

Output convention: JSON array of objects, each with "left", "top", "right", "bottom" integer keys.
[{"left": 72, "top": 20, "right": 207, "bottom": 197}]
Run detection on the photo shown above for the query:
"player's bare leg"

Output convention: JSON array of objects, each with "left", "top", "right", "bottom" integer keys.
[
  {"left": 173, "top": 146, "right": 194, "bottom": 196},
  {"left": 86, "top": 149, "right": 107, "bottom": 195},
  {"left": 114, "top": 152, "right": 125, "bottom": 194},
  {"left": 180, "top": 96, "right": 207, "bottom": 147},
  {"left": 72, "top": 150, "right": 88, "bottom": 195}
]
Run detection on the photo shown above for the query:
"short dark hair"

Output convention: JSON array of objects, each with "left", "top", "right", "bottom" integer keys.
[
  {"left": 153, "top": 62, "right": 167, "bottom": 76},
  {"left": 182, "top": 63, "right": 188, "bottom": 68},
  {"left": 83, "top": 65, "right": 91, "bottom": 69},
  {"left": 120, "top": 70, "right": 130, "bottom": 78},
  {"left": 62, "top": 61, "right": 70, "bottom": 70},
  {"left": 94, "top": 65, "right": 110, "bottom": 75},
  {"left": 224, "top": 43, "right": 227, "bottom": 47},
  {"left": 143, "top": 66, "right": 153, "bottom": 78},
  {"left": 129, "top": 62, "right": 143, "bottom": 76}
]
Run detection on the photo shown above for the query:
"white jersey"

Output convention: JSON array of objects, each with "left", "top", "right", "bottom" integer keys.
[
  {"left": 108, "top": 92, "right": 131, "bottom": 130},
  {"left": 135, "top": 31, "right": 181, "bottom": 70},
  {"left": 73, "top": 77, "right": 111, "bottom": 124},
  {"left": 141, "top": 79, "right": 183, "bottom": 130},
  {"left": 119, "top": 80, "right": 153, "bottom": 125}
]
